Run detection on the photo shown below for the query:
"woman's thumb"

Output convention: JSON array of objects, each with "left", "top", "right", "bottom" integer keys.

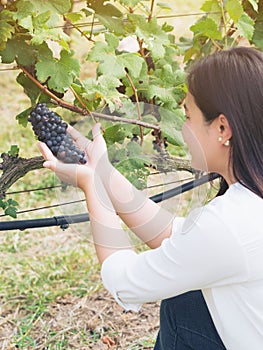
[
  {"left": 43, "top": 161, "right": 55, "bottom": 170},
  {"left": 92, "top": 122, "right": 102, "bottom": 140}
]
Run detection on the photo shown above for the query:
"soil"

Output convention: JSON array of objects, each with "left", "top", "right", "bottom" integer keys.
[{"left": 0, "top": 290, "right": 160, "bottom": 349}]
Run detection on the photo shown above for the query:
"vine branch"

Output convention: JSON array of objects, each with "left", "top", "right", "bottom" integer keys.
[
  {"left": 88, "top": 111, "right": 160, "bottom": 130},
  {"left": 19, "top": 66, "right": 160, "bottom": 131},
  {"left": 0, "top": 154, "right": 44, "bottom": 197}
]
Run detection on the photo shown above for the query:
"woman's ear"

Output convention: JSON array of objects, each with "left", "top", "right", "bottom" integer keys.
[{"left": 217, "top": 114, "right": 232, "bottom": 145}]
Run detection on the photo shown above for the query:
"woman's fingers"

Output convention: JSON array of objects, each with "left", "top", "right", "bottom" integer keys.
[
  {"left": 67, "top": 124, "right": 92, "bottom": 151},
  {"left": 38, "top": 142, "right": 60, "bottom": 172},
  {"left": 37, "top": 142, "right": 56, "bottom": 162},
  {"left": 38, "top": 139, "right": 91, "bottom": 188},
  {"left": 67, "top": 124, "right": 85, "bottom": 142},
  {"left": 68, "top": 123, "right": 103, "bottom": 155},
  {"left": 44, "top": 160, "right": 80, "bottom": 187},
  {"left": 92, "top": 123, "right": 101, "bottom": 140}
]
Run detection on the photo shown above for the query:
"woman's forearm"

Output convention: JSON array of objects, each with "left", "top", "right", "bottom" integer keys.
[
  {"left": 83, "top": 175, "right": 132, "bottom": 264},
  {"left": 99, "top": 162, "right": 174, "bottom": 248}
]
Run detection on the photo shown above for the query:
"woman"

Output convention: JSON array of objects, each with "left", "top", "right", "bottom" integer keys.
[{"left": 39, "top": 47, "right": 263, "bottom": 350}]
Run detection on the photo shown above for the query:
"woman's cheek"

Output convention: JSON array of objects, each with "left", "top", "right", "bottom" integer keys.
[{"left": 181, "top": 123, "right": 208, "bottom": 171}]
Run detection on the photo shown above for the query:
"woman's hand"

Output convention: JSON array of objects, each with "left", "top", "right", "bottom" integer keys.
[
  {"left": 38, "top": 122, "right": 108, "bottom": 191},
  {"left": 67, "top": 122, "right": 109, "bottom": 174}
]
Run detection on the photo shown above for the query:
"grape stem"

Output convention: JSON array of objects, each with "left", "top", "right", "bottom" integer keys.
[
  {"left": 148, "top": 0, "right": 155, "bottom": 22},
  {"left": 19, "top": 65, "right": 160, "bottom": 131},
  {"left": 63, "top": 16, "right": 95, "bottom": 42},
  {"left": 125, "top": 69, "right": 144, "bottom": 144}
]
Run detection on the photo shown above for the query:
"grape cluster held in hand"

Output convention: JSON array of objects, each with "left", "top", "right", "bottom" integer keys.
[{"left": 28, "top": 103, "right": 87, "bottom": 164}]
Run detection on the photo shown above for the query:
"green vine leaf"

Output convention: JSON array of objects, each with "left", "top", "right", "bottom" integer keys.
[
  {"left": 14, "top": 0, "right": 34, "bottom": 23},
  {"left": 190, "top": 17, "right": 222, "bottom": 40},
  {"left": 82, "top": 75, "right": 123, "bottom": 112},
  {"left": 87, "top": 0, "right": 122, "bottom": 17},
  {"left": 104, "top": 124, "right": 128, "bottom": 146},
  {"left": 8, "top": 145, "right": 20, "bottom": 157},
  {"left": 0, "top": 37, "right": 36, "bottom": 65},
  {"left": 96, "top": 14, "right": 125, "bottom": 34},
  {"left": 21, "top": 0, "right": 72, "bottom": 15},
  {"left": 4, "top": 206, "right": 18, "bottom": 219},
  {"left": 127, "top": 14, "right": 170, "bottom": 60},
  {"left": 236, "top": 12, "right": 255, "bottom": 40},
  {"left": 99, "top": 53, "right": 145, "bottom": 80},
  {"left": 31, "top": 26, "right": 69, "bottom": 46},
  {"left": 87, "top": 0, "right": 124, "bottom": 34},
  {"left": 64, "top": 12, "right": 85, "bottom": 23},
  {"left": 159, "top": 108, "right": 185, "bottom": 147},
  {"left": 114, "top": 141, "right": 151, "bottom": 190},
  {"left": 36, "top": 50, "right": 80, "bottom": 92},
  {"left": 0, "top": 198, "right": 19, "bottom": 219},
  {"left": 15, "top": 106, "right": 34, "bottom": 127},
  {"left": 88, "top": 33, "right": 119, "bottom": 61},
  {"left": 33, "top": 11, "right": 52, "bottom": 31},
  {"left": 200, "top": 0, "right": 222, "bottom": 23},
  {"left": 0, "top": 11, "right": 15, "bottom": 51},
  {"left": 88, "top": 33, "right": 146, "bottom": 81}
]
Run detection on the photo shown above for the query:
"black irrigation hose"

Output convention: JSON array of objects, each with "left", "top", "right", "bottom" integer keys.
[
  {"left": 149, "top": 172, "right": 219, "bottom": 203},
  {"left": 0, "top": 173, "right": 220, "bottom": 231},
  {"left": 0, "top": 214, "right": 89, "bottom": 231}
]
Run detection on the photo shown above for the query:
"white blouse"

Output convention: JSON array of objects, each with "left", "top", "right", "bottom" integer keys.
[{"left": 101, "top": 183, "right": 263, "bottom": 350}]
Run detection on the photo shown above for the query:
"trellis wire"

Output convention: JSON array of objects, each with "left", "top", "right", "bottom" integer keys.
[
  {"left": 59, "top": 11, "right": 220, "bottom": 29},
  {"left": 6, "top": 185, "right": 62, "bottom": 195},
  {"left": 0, "top": 199, "right": 86, "bottom": 216},
  {"left": 5, "top": 176, "right": 194, "bottom": 197},
  {"left": 0, "top": 173, "right": 220, "bottom": 231}
]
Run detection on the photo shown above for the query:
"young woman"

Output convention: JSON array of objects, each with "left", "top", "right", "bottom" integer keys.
[{"left": 39, "top": 46, "right": 263, "bottom": 350}]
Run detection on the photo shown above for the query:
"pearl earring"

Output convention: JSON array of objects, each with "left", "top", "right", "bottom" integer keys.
[
  {"left": 224, "top": 140, "right": 230, "bottom": 146},
  {"left": 218, "top": 136, "right": 223, "bottom": 142}
]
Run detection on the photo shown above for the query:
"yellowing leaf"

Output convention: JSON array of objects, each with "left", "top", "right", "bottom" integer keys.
[{"left": 225, "top": 0, "right": 243, "bottom": 23}]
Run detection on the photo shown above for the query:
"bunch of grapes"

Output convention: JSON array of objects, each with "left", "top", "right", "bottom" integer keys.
[{"left": 28, "top": 103, "right": 87, "bottom": 164}]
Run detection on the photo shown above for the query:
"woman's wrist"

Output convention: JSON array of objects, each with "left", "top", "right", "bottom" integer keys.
[
  {"left": 78, "top": 167, "right": 95, "bottom": 193},
  {"left": 97, "top": 159, "right": 113, "bottom": 186}
]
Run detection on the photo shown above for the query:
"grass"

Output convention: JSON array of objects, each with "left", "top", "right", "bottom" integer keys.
[{"left": 0, "top": 0, "right": 209, "bottom": 348}]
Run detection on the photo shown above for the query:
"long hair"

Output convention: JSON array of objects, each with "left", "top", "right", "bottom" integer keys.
[{"left": 187, "top": 47, "right": 263, "bottom": 198}]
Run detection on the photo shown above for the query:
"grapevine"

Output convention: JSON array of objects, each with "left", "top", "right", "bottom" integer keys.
[{"left": 0, "top": 0, "right": 262, "bottom": 216}]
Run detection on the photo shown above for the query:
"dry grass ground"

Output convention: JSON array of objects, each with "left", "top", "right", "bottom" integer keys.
[{"left": 0, "top": 1, "right": 206, "bottom": 349}]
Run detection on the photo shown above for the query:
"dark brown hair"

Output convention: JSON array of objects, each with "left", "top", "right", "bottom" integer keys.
[{"left": 187, "top": 47, "right": 263, "bottom": 198}]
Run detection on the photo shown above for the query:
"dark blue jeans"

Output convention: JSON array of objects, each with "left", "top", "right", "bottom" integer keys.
[{"left": 154, "top": 290, "right": 227, "bottom": 350}]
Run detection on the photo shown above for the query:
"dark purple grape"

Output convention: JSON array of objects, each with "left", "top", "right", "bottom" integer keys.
[{"left": 28, "top": 103, "right": 87, "bottom": 164}]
